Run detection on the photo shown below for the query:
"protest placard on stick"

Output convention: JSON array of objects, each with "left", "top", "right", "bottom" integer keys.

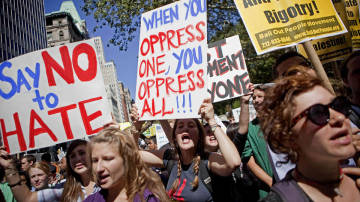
[
  {"left": 136, "top": 0, "right": 207, "bottom": 120},
  {"left": 0, "top": 38, "right": 112, "bottom": 154},
  {"left": 234, "top": 0, "right": 347, "bottom": 55},
  {"left": 207, "top": 35, "right": 250, "bottom": 103}
]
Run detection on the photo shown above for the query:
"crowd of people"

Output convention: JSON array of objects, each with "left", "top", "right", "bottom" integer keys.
[{"left": 0, "top": 50, "right": 359, "bottom": 201}]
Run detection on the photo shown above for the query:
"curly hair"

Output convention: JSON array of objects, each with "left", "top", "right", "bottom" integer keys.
[
  {"left": 168, "top": 119, "right": 206, "bottom": 195},
  {"left": 90, "top": 128, "right": 169, "bottom": 202},
  {"left": 258, "top": 72, "right": 326, "bottom": 163}
]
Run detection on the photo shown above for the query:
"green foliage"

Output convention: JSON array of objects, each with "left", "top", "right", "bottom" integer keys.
[
  {"left": 82, "top": 0, "right": 291, "bottom": 115},
  {"left": 82, "top": 0, "right": 241, "bottom": 50}
]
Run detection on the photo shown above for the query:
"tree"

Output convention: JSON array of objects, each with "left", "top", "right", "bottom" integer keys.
[{"left": 82, "top": 0, "right": 241, "bottom": 50}]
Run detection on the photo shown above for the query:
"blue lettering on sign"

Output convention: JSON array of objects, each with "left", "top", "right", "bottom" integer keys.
[
  {"left": 173, "top": 46, "right": 203, "bottom": 74},
  {"left": 16, "top": 69, "right": 31, "bottom": 93},
  {"left": 143, "top": 5, "right": 179, "bottom": 31},
  {"left": 0, "top": 61, "right": 17, "bottom": 100},
  {"left": 184, "top": 0, "right": 206, "bottom": 20},
  {"left": 45, "top": 92, "right": 59, "bottom": 109},
  {"left": 0, "top": 61, "right": 41, "bottom": 100}
]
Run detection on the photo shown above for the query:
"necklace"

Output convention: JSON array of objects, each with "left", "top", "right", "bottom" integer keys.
[{"left": 293, "top": 167, "right": 344, "bottom": 197}]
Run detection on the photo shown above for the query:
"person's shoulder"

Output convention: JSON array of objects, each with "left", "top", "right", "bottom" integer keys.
[
  {"left": 84, "top": 189, "right": 105, "bottom": 202},
  {"left": 258, "top": 191, "right": 283, "bottom": 202}
]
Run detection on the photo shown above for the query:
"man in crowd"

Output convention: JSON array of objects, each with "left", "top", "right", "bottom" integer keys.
[
  {"left": 272, "top": 51, "right": 315, "bottom": 78},
  {"left": 20, "top": 155, "right": 36, "bottom": 172}
]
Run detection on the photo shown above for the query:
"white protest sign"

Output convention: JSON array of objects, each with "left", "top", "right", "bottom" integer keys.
[
  {"left": 0, "top": 38, "right": 112, "bottom": 154},
  {"left": 136, "top": 0, "right": 207, "bottom": 120},
  {"left": 155, "top": 124, "right": 169, "bottom": 149},
  {"left": 207, "top": 35, "right": 250, "bottom": 103}
]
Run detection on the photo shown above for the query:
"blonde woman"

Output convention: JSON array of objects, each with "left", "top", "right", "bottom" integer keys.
[
  {"left": 84, "top": 127, "right": 169, "bottom": 202},
  {"left": 27, "top": 162, "right": 51, "bottom": 191}
]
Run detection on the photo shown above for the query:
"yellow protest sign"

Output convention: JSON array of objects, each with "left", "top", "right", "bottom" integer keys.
[
  {"left": 297, "top": 0, "right": 352, "bottom": 63},
  {"left": 234, "top": 0, "right": 347, "bottom": 54},
  {"left": 344, "top": 0, "right": 360, "bottom": 50}
]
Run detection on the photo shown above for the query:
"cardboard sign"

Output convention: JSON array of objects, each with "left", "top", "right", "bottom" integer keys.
[
  {"left": 155, "top": 124, "right": 169, "bottom": 149},
  {"left": 234, "top": 0, "right": 347, "bottom": 54},
  {"left": 297, "top": 0, "right": 352, "bottom": 63},
  {"left": 207, "top": 36, "right": 250, "bottom": 103},
  {"left": 345, "top": 0, "right": 360, "bottom": 50},
  {"left": 0, "top": 38, "right": 112, "bottom": 154},
  {"left": 136, "top": 0, "right": 207, "bottom": 120}
]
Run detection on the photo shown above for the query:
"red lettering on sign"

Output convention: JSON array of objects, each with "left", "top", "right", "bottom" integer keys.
[
  {"left": 29, "top": 109, "right": 57, "bottom": 149},
  {"left": 79, "top": 96, "right": 103, "bottom": 135},
  {"left": 0, "top": 113, "right": 27, "bottom": 152}
]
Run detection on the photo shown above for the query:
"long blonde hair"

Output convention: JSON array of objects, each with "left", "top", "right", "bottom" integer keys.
[
  {"left": 60, "top": 139, "right": 90, "bottom": 202},
  {"left": 90, "top": 128, "right": 169, "bottom": 202}
]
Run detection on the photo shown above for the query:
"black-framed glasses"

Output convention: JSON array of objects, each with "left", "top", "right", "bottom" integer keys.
[{"left": 291, "top": 96, "right": 351, "bottom": 128}]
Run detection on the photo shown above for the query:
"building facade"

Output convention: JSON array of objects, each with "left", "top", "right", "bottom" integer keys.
[
  {"left": 45, "top": 1, "right": 89, "bottom": 47},
  {"left": 0, "top": 0, "right": 47, "bottom": 62}
]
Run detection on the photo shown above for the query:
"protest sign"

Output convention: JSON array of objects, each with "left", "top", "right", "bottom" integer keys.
[
  {"left": 155, "top": 124, "right": 169, "bottom": 149},
  {"left": 136, "top": 0, "right": 207, "bottom": 120},
  {"left": 207, "top": 35, "right": 250, "bottom": 103},
  {"left": 344, "top": 0, "right": 360, "bottom": 50},
  {"left": 0, "top": 38, "right": 112, "bottom": 154},
  {"left": 234, "top": 0, "right": 347, "bottom": 54},
  {"left": 297, "top": 0, "right": 352, "bottom": 63}
]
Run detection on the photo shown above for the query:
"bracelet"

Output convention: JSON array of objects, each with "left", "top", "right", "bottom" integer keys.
[
  {"left": 8, "top": 179, "right": 22, "bottom": 188},
  {"left": 210, "top": 124, "right": 220, "bottom": 132}
]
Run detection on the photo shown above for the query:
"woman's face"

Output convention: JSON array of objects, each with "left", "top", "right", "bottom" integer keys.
[
  {"left": 69, "top": 144, "right": 90, "bottom": 176},
  {"left": 174, "top": 119, "right": 200, "bottom": 151},
  {"left": 91, "top": 143, "right": 125, "bottom": 190},
  {"left": 292, "top": 85, "right": 355, "bottom": 162},
  {"left": 204, "top": 125, "right": 218, "bottom": 152},
  {"left": 29, "top": 167, "right": 48, "bottom": 190}
]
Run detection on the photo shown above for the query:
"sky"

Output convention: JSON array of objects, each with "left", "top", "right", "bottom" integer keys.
[{"left": 44, "top": 0, "right": 139, "bottom": 99}]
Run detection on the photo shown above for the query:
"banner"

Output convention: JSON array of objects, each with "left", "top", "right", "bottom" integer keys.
[
  {"left": 345, "top": 0, "right": 360, "bottom": 49},
  {"left": 234, "top": 0, "right": 347, "bottom": 54},
  {"left": 136, "top": 0, "right": 207, "bottom": 120},
  {"left": 297, "top": 0, "right": 352, "bottom": 63},
  {"left": 0, "top": 38, "right": 112, "bottom": 154},
  {"left": 207, "top": 35, "right": 250, "bottom": 103}
]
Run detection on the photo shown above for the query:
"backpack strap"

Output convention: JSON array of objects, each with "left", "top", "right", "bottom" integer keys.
[
  {"left": 199, "top": 158, "right": 213, "bottom": 194},
  {"left": 164, "top": 148, "right": 175, "bottom": 174},
  {"left": 349, "top": 108, "right": 360, "bottom": 128},
  {"left": 271, "top": 171, "right": 311, "bottom": 202}
]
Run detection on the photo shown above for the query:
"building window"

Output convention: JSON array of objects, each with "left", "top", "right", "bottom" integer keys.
[
  {"left": 47, "top": 31, "right": 52, "bottom": 41},
  {"left": 59, "top": 30, "right": 64, "bottom": 40}
]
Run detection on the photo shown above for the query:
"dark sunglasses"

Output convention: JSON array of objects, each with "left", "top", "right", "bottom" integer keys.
[{"left": 291, "top": 96, "right": 351, "bottom": 128}]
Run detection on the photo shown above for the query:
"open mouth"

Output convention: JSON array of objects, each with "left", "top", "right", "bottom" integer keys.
[
  {"left": 98, "top": 174, "right": 110, "bottom": 184},
  {"left": 181, "top": 134, "right": 191, "bottom": 144}
]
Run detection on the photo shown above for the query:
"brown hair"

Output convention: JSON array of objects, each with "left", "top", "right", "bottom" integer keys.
[
  {"left": 168, "top": 119, "right": 206, "bottom": 195},
  {"left": 28, "top": 162, "right": 51, "bottom": 177},
  {"left": 258, "top": 73, "right": 325, "bottom": 163},
  {"left": 90, "top": 128, "right": 169, "bottom": 202},
  {"left": 60, "top": 139, "right": 89, "bottom": 202}
]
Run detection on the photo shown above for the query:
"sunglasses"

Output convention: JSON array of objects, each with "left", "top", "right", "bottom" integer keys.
[{"left": 291, "top": 96, "right": 351, "bottom": 128}]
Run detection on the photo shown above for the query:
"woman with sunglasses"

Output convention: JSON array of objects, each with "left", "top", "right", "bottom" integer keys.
[{"left": 258, "top": 72, "right": 360, "bottom": 201}]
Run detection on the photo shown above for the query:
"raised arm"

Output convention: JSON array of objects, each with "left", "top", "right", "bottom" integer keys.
[
  {"left": 199, "top": 98, "right": 241, "bottom": 176},
  {"left": 238, "top": 83, "right": 254, "bottom": 135},
  {"left": 159, "top": 120, "right": 174, "bottom": 145},
  {"left": 0, "top": 147, "right": 37, "bottom": 202}
]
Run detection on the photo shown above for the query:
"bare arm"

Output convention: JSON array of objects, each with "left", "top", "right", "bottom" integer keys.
[
  {"left": 247, "top": 156, "right": 273, "bottom": 187},
  {"left": 0, "top": 147, "right": 37, "bottom": 202},
  {"left": 159, "top": 120, "right": 173, "bottom": 144},
  {"left": 139, "top": 149, "right": 166, "bottom": 168},
  {"left": 199, "top": 98, "right": 241, "bottom": 176},
  {"left": 238, "top": 83, "right": 254, "bottom": 135}
]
